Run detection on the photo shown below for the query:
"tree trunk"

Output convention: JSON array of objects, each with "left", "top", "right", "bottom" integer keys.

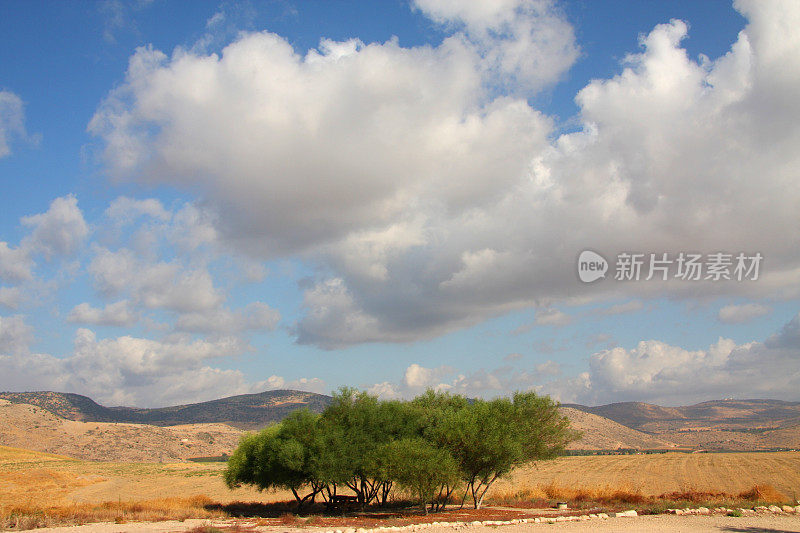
[{"left": 475, "top": 474, "right": 499, "bottom": 510}]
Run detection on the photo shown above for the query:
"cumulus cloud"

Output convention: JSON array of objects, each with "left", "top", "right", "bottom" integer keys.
[
  {"left": 105, "top": 196, "right": 170, "bottom": 224},
  {"left": 413, "top": 0, "right": 578, "bottom": 92},
  {"left": 175, "top": 302, "right": 280, "bottom": 334},
  {"left": 718, "top": 303, "right": 770, "bottom": 323},
  {"left": 0, "top": 315, "right": 33, "bottom": 355},
  {"left": 21, "top": 195, "right": 89, "bottom": 258},
  {"left": 0, "top": 90, "right": 27, "bottom": 158},
  {"left": 368, "top": 362, "right": 549, "bottom": 400},
  {"left": 0, "top": 287, "right": 22, "bottom": 309},
  {"left": 535, "top": 360, "right": 561, "bottom": 376},
  {"left": 0, "top": 327, "right": 320, "bottom": 406},
  {"left": 0, "top": 195, "right": 89, "bottom": 289},
  {"left": 67, "top": 300, "right": 138, "bottom": 327},
  {"left": 0, "top": 242, "right": 33, "bottom": 282},
  {"left": 89, "top": 1, "right": 800, "bottom": 349},
  {"left": 543, "top": 312, "right": 800, "bottom": 406},
  {"left": 404, "top": 363, "right": 454, "bottom": 389},
  {"left": 89, "top": 247, "right": 224, "bottom": 313}
]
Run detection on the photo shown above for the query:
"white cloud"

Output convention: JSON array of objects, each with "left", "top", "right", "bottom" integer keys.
[
  {"left": 0, "top": 242, "right": 33, "bottom": 282},
  {"left": 718, "top": 303, "right": 770, "bottom": 323},
  {"left": 89, "top": 247, "right": 224, "bottom": 313},
  {"left": 535, "top": 360, "right": 561, "bottom": 376},
  {"left": 89, "top": 2, "right": 800, "bottom": 349},
  {"left": 367, "top": 381, "right": 401, "bottom": 399},
  {"left": 0, "top": 315, "right": 33, "bottom": 355},
  {"left": 21, "top": 195, "right": 89, "bottom": 258},
  {"left": 412, "top": 0, "right": 579, "bottom": 92},
  {"left": 0, "top": 287, "right": 22, "bottom": 309},
  {"left": 0, "top": 328, "right": 244, "bottom": 406},
  {"left": 0, "top": 90, "right": 27, "bottom": 158},
  {"left": 404, "top": 363, "right": 453, "bottom": 389},
  {"left": 67, "top": 300, "right": 138, "bottom": 327},
  {"left": 598, "top": 300, "right": 643, "bottom": 316},
  {"left": 105, "top": 196, "right": 170, "bottom": 224},
  {"left": 535, "top": 308, "right": 572, "bottom": 326},
  {"left": 284, "top": 377, "right": 326, "bottom": 394},
  {"left": 543, "top": 312, "right": 800, "bottom": 406},
  {"left": 0, "top": 326, "right": 323, "bottom": 406},
  {"left": 370, "top": 362, "right": 547, "bottom": 400},
  {"left": 175, "top": 302, "right": 280, "bottom": 334}
]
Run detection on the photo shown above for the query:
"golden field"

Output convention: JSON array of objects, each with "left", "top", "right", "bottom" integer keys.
[
  {"left": 0, "top": 445, "right": 291, "bottom": 507},
  {"left": 2, "top": 445, "right": 799, "bottom": 529},
  {"left": 497, "top": 451, "right": 800, "bottom": 501},
  {"left": 3, "top": 445, "right": 800, "bottom": 508}
]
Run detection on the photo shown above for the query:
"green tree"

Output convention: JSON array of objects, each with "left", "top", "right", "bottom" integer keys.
[
  {"left": 224, "top": 388, "right": 577, "bottom": 512},
  {"left": 413, "top": 390, "right": 577, "bottom": 509},
  {"left": 384, "top": 438, "right": 460, "bottom": 514},
  {"left": 317, "top": 388, "right": 419, "bottom": 505},
  {"left": 223, "top": 409, "right": 325, "bottom": 508}
]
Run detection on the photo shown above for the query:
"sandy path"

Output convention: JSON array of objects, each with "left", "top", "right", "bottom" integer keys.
[{"left": 28, "top": 514, "right": 800, "bottom": 533}]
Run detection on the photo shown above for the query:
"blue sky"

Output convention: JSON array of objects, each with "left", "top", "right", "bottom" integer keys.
[{"left": 0, "top": 0, "right": 798, "bottom": 407}]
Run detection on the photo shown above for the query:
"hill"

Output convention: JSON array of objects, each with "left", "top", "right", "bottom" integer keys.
[
  {"left": 3, "top": 391, "right": 800, "bottom": 456},
  {"left": 0, "top": 389, "right": 332, "bottom": 429},
  {"left": 0, "top": 399, "right": 243, "bottom": 461},
  {"left": 565, "top": 399, "right": 800, "bottom": 451},
  {"left": 558, "top": 407, "right": 679, "bottom": 451},
  {"left": 565, "top": 399, "right": 800, "bottom": 433}
]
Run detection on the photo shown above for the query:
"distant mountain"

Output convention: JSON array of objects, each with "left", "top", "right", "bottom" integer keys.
[
  {"left": 3, "top": 391, "right": 799, "bottom": 453},
  {"left": 0, "top": 390, "right": 332, "bottom": 430},
  {"left": 564, "top": 399, "right": 800, "bottom": 451},
  {"left": 559, "top": 407, "right": 679, "bottom": 451},
  {"left": 565, "top": 399, "right": 800, "bottom": 433}
]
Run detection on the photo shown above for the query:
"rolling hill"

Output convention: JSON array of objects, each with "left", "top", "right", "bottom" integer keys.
[
  {"left": 558, "top": 407, "right": 679, "bottom": 451},
  {"left": 2, "top": 390, "right": 799, "bottom": 458},
  {"left": 565, "top": 399, "right": 800, "bottom": 433},
  {"left": 0, "top": 389, "right": 332, "bottom": 429},
  {"left": 565, "top": 399, "right": 800, "bottom": 451},
  {"left": 0, "top": 399, "right": 242, "bottom": 461}
]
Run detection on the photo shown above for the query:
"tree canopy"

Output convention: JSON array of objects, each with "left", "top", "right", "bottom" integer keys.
[{"left": 224, "top": 388, "right": 578, "bottom": 511}]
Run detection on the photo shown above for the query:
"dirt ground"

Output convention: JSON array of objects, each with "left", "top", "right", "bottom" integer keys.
[{"left": 25, "top": 514, "right": 800, "bottom": 533}]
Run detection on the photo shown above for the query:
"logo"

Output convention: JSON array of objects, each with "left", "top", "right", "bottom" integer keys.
[{"left": 578, "top": 250, "right": 608, "bottom": 283}]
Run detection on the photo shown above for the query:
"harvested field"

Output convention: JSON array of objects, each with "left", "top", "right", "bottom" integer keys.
[
  {"left": 3, "top": 446, "right": 799, "bottom": 530},
  {"left": 496, "top": 451, "right": 800, "bottom": 500},
  {"left": 0, "top": 446, "right": 288, "bottom": 508}
]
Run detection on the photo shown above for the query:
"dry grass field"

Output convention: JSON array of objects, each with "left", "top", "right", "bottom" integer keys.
[
  {"left": 0, "top": 445, "right": 295, "bottom": 529},
  {"left": 0, "top": 445, "right": 291, "bottom": 507},
  {"left": 495, "top": 451, "right": 800, "bottom": 501},
  {"left": 3, "top": 445, "right": 799, "bottom": 507},
  {"left": 2, "top": 445, "right": 799, "bottom": 529}
]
